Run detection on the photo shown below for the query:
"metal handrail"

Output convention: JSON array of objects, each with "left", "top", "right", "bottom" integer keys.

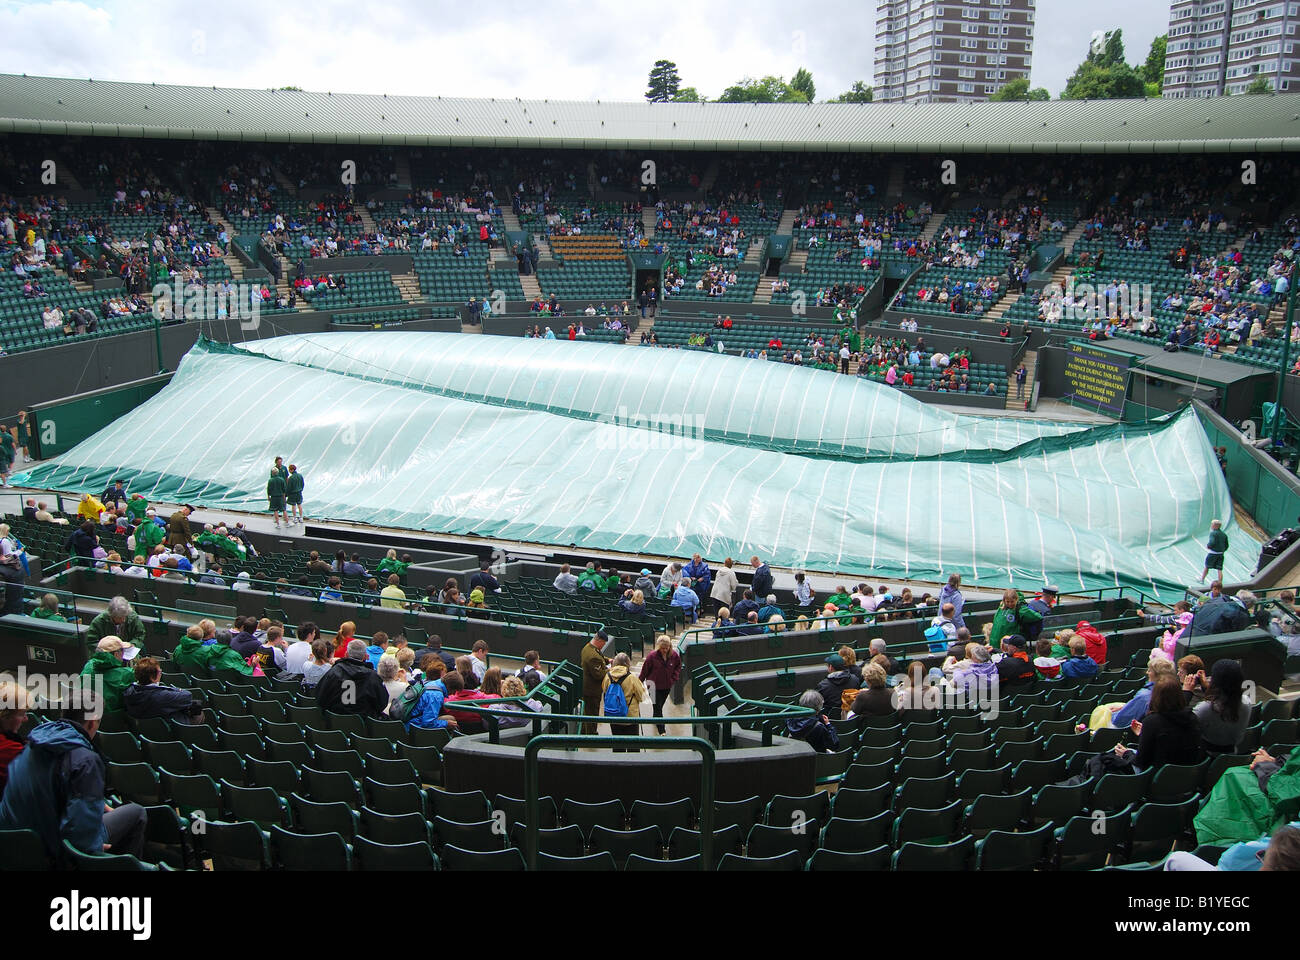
[{"left": 521, "top": 734, "right": 717, "bottom": 871}]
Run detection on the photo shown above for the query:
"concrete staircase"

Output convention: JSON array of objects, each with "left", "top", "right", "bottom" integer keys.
[
  {"left": 501, "top": 209, "right": 523, "bottom": 232},
  {"left": 1005, "top": 349, "right": 1036, "bottom": 409},
  {"left": 517, "top": 272, "right": 542, "bottom": 300},
  {"left": 393, "top": 153, "right": 413, "bottom": 191},
  {"left": 205, "top": 207, "right": 247, "bottom": 281},
  {"left": 532, "top": 234, "right": 553, "bottom": 260},
  {"left": 393, "top": 270, "right": 423, "bottom": 303},
  {"left": 699, "top": 155, "right": 722, "bottom": 193},
  {"left": 743, "top": 240, "right": 764, "bottom": 266},
  {"left": 885, "top": 161, "right": 905, "bottom": 201},
  {"left": 984, "top": 290, "right": 1021, "bottom": 323},
  {"left": 754, "top": 278, "right": 776, "bottom": 304},
  {"left": 1060, "top": 220, "right": 1089, "bottom": 258},
  {"left": 919, "top": 212, "right": 947, "bottom": 244},
  {"left": 642, "top": 207, "right": 656, "bottom": 239},
  {"left": 271, "top": 165, "right": 298, "bottom": 195},
  {"left": 356, "top": 205, "right": 378, "bottom": 235},
  {"left": 786, "top": 247, "right": 808, "bottom": 272},
  {"left": 775, "top": 209, "right": 799, "bottom": 234}
]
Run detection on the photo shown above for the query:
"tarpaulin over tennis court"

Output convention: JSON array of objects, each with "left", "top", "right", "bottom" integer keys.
[{"left": 14, "top": 334, "right": 1254, "bottom": 598}]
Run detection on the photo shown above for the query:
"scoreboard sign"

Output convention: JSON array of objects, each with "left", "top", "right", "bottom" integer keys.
[{"left": 1062, "top": 341, "right": 1134, "bottom": 417}]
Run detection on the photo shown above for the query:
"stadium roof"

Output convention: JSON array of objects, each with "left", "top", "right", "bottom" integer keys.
[{"left": 2, "top": 73, "right": 1300, "bottom": 153}]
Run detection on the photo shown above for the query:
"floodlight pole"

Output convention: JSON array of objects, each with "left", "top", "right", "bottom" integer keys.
[{"left": 1270, "top": 274, "right": 1299, "bottom": 444}]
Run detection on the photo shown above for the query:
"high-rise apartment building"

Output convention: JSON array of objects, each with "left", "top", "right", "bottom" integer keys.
[
  {"left": 874, "top": 0, "right": 1036, "bottom": 103},
  {"left": 1164, "top": 0, "right": 1300, "bottom": 97}
]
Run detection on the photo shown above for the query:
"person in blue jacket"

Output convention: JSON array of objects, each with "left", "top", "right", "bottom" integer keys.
[
  {"left": 750, "top": 556, "right": 774, "bottom": 599},
  {"left": 0, "top": 705, "right": 147, "bottom": 860},
  {"left": 784, "top": 690, "right": 840, "bottom": 753},
  {"left": 1109, "top": 656, "right": 1175, "bottom": 729},
  {"left": 404, "top": 660, "right": 457, "bottom": 731},
  {"left": 1058, "top": 636, "right": 1101, "bottom": 681},
  {"left": 682, "top": 554, "right": 712, "bottom": 598},
  {"left": 670, "top": 577, "right": 700, "bottom": 624}
]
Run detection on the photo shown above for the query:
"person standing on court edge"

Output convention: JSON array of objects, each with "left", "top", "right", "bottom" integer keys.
[{"left": 1200, "top": 519, "right": 1228, "bottom": 584}]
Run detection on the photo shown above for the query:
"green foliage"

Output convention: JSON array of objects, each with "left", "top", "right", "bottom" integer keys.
[
  {"left": 790, "top": 67, "right": 816, "bottom": 103},
  {"left": 989, "top": 77, "right": 1050, "bottom": 101},
  {"left": 829, "top": 81, "right": 873, "bottom": 103},
  {"left": 672, "top": 87, "right": 701, "bottom": 102},
  {"left": 1141, "top": 34, "right": 1167, "bottom": 89},
  {"left": 646, "top": 60, "right": 681, "bottom": 103},
  {"left": 717, "top": 75, "right": 809, "bottom": 103},
  {"left": 1245, "top": 76, "right": 1273, "bottom": 94}
]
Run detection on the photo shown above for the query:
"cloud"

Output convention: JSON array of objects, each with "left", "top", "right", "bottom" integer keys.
[{"left": 0, "top": 0, "right": 1170, "bottom": 101}]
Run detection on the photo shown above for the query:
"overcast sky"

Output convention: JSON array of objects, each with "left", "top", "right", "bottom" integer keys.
[{"left": 0, "top": 0, "right": 1171, "bottom": 101}]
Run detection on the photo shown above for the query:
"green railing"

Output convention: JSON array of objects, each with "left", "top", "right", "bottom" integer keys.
[
  {"left": 522, "top": 734, "right": 717, "bottom": 870},
  {"left": 448, "top": 659, "right": 812, "bottom": 749},
  {"left": 41, "top": 563, "right": 605, "bottom": 637}
]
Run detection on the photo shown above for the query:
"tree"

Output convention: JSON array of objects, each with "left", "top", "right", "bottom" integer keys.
[
  {"left": 1245, "top": 76, "right": 1273, "bottom": 94},
  {"left": 790, "top": 67, "right": 816, "bottom": 102},
  {"left": 829, "top": 81, "right": 873, "bottom": 103},
  {"left": 672, "top": 87, "right": 701, "bottom": 102},
  {"left": 1141, "top": 34, "right": 1167, "bottom": 91},
  {"left": 645, "top": 60, "right": 681, "bottom": 103},
  {"left": 989, "top": 77, "right": 1050, "bottom": 101},
  {"left": 717, "top": 75, "right": 807, "bottom": 103},
  {"left": 1061, "top": 31, "right": 1146, "bottom": 100}
]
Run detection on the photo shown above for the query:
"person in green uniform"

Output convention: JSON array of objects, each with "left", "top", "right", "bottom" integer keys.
[
  {"left": 267, "top": 467, "right": 288, "bottom": 528},
  {"left": 1200, "top": 519, "right": 1229, "bottom": 584},
  {"left": 285, "top": 464, "right": 305, "bottom": 525},
  {"left": 15, "top": 409, "right": 32, "bottom": 463},
  {"left": 0, "top": 427, "right": 13, "bottom": 487}
]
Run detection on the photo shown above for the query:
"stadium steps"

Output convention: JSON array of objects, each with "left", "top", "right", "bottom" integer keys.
[
  {"left": 501, "top": 209, "right": 523, "bottom": 233},
  {"left": 1005, "top": 350, "right": 1036, "bottom": 410},
  {"left": 984, "top": 291, "right": 1021, "bottom": 322},
  {"left": 532, "top": 235, "right": 554, "bottom": 260},
  {"left": 517, "top": 272, "right": 542, "bottom": 301},
  {"left": 356, "top": 206, "right": 378, "bottom": 235},
  {"left": 743, "top": 243, "right": 764, "bottom": 267},
  {"left": 885, "top": 161, "right": 905, "bottom": 200},
  {"left": 786, "top": 248, "right": 808, "bottom": 272},
  {"left": 392, "top": 153, "right": 413, "bottom": 191},
  {"left": 775, "top": 209, "right": 799, "bottom": 234},
  {"left": 460, "top": 321, "right": 483, "bottom": 334},
  {"left": 699, "top": 155, "right": 722, "bottom": 193},
  {"left": 1060, "top": 220, "right": 1089, "bottom": 257},
  {"left": 204, "top": 207, "right": 247, "bottom": 281},
  {"left": 270, "top": 164, "right": 298, "bottom": 195},
  {"left": 918, "top": 212, "right": 946, "bottom": 243},
  {"left": 642, "top": 208, "right": 656, "bottom": 239},
  {"left": 392, "top": 271, "right": 424, "bottom": 303},
  {"left": 754, "top": 278, "right": 775, "bottom": 304}
]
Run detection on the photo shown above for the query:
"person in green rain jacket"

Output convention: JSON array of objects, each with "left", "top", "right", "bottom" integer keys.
[
  {"left": 80, "top": 637, "right": 136, "bottom": 714},
  {"left": 1195, "top": 748, "right": 1300, "bottom": 846},
  {"left": 285, "top": 464, "right": 305, "bottom": 524},
  {"left": 171, "top": 623, "right": 255, "bottom": 676},
  {"left": 989, "top": 588, "right": 1043, "bottom": 648},
  {"left": 267, "top": 468, "right": 288, "bottom": 528}
]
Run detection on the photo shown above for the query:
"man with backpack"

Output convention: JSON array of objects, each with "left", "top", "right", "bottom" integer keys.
[
  {"left": 516, "top": 650, "right": 548, "bottom": 690},
  {"left": 602, "top": 652, "right": 647, "bottom": 752},
  {"left": 816, "top": 654, "right": 858, "bottom": 721},
  {"left": 390, "top": 656, "right": 457, "bottom": 731}
]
